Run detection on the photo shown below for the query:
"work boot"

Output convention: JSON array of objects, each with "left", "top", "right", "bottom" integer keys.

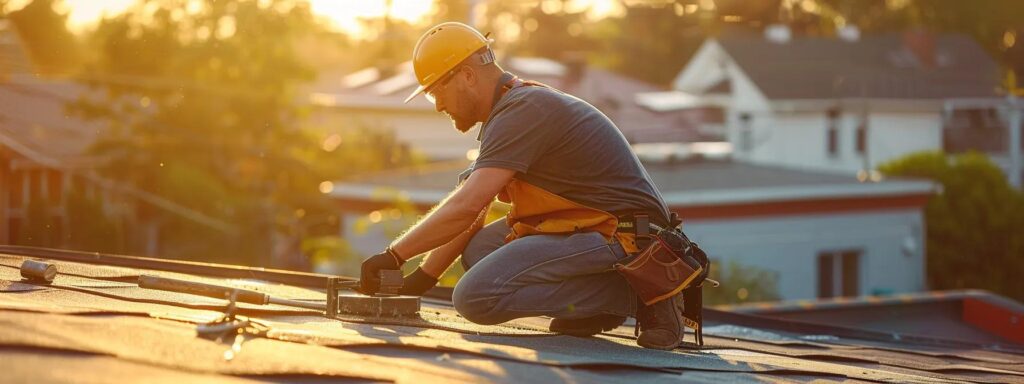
[
  {"left": 635, "top": 293, "right": 686, "bottom": 350},
  {"left": 549, "top": 314, "right": 627, "bottom": 337}
]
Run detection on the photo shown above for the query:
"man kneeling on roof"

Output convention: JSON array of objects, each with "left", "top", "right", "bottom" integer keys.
[{"left": 359, "top": 22, "right": 687, "bottom": 350}]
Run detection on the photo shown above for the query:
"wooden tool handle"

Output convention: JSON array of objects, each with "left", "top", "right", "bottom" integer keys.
[{"left": 138, "top": 275, "right": 269, "bottom": 305}]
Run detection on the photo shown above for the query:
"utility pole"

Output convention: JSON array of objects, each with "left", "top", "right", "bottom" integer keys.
[{"left": 1009, "top": 92, "right": 1021, "bottom": 189}]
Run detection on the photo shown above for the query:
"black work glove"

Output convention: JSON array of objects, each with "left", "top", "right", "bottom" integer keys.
[
  {"left": 400, "top": 268, "right": 439, "bottom": 296},
  {"left": 360, "top": 248, "right": 404, "bottom": 294}
]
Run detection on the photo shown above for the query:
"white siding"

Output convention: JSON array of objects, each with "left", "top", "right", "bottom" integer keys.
[
  {"left": 734, "top": 110, "right": 942, "bottom": 174},
  {"left": 867, "top": 113, "right": 943, "bottom": 169},
  {"left": 674, "top": 40, "right": 947, "bottom": 175},
  {"left": 672, "top": 41, "right": 729, "bottom": 93},
  {"left": 682, "top": 209, "right": 926, "bottom": 300}
]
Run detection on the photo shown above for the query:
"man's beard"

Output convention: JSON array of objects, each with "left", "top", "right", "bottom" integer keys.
[
  {"left": 448, "top": 107, "right": 479, "bottom": 133},
  {"left": 453, "top": 116, "right": 477, "bottom": 133},
  {"left": 447, "top": 95, "right": 478, "bottom": 133}
]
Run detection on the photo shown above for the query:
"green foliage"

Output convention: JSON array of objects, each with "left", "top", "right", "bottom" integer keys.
[
  {"left": 65, "top": 190, "right": 125, "bottom": 253},
  {"left": 68, "top": 0, "right": 416, "bottom": 266},
  {"left": 486, "top": 5, "right": 595, "bottom": 61},
  {"left": 821, "top": 0, "right": 1024, "bottom": 56},
  {"left": 5, "top": 0, "right": 82, "bottom": 75},
  {"left": 597, "top": 6, "right": 703, "bottom": 86},
  {"left": 879, "top": 151, "right": 1024, "bottom": 301},
  {"left": 17, "top": 197, "right": 59, "bottom": 246},
  {"left": 301, "top": 235, "right": 358, "bottom": 275},
  {"left": 474, "top": 0, "right": 1023, "bottom": 87},
  {"left": 705, "top": 260, "right": 782, "bottom": 305},
  {"left": 69, "top": 0, "right": 318, "bottom": 264},
  {"left": 16, "top": 190, "right": 125, "bottom": 253}
]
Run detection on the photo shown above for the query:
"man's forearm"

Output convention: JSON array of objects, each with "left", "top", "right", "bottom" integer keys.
[
  {"left": 390, "top": 188, "right": 490, "bottom": 260},
  {"left": 420, "top": 205, "right": 489, "bottom": 277}
]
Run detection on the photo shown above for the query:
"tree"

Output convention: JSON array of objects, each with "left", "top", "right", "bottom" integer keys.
[
  {"left": 5, "top": 0, "right": 82, "bottom": 75},
  {"left": 71, "top": 0, "right": 414, "bottom": 266},
  {"left": 705, "top": 261, "right": 781, "bottom": 305},
  {"left": 879, "top": 151, "right": 1024, "bottom": 301}
]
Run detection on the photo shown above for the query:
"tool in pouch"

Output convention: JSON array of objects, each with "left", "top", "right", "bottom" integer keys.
[{"left": 613, "top": 213, "right": 714, "bottom": 346}]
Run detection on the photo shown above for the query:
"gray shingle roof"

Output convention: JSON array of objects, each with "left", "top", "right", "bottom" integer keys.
[
  {"left": 718, "top": 34, "right": 1002, "bottom": 100},
  {"left": 344, "top": 158, "right": 913, "bottom": 195},
  {"left": 1, "top": 246, "right": 1021, "bottom": 383}
]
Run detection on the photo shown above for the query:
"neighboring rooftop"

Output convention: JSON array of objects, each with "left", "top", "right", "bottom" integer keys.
[
  {"left": 0, "top": 75, "right": 103, "bottom": 167},
  {"left": 713, "top": 33, "right": 1002, "bottom": 100},
  {"left": 1, "top": 245, "right": 1021, "bottom": 383},
  {"left": 329, "top": 158, "right": 934, "bottom": 210}
]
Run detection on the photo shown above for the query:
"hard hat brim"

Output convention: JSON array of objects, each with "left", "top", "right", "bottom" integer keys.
[{"left": 404, "top": 84, "right": 427, "bottom": 104}]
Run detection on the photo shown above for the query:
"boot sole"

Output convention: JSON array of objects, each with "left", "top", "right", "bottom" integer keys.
[
  {"left": 636, "top": 339, "right": 682, "bottom": 350},
  {"left": 550, "top": 323, "right": 622, "bottom": 337}
]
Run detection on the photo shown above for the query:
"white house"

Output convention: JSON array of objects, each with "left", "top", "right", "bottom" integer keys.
[
  {"left": 642, "top": 29, "right": 1018, "bottom": 182},
  {"left": 328, "top": 155, "right": 934, "bottom": 301}
]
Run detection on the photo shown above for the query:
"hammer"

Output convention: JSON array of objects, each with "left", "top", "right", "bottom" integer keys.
[{"left": 138, "top": 270, "right": 409, "bottom": 315}]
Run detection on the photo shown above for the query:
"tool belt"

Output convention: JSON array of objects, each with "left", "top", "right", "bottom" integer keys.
[{"left": 613, "top": 212, "right": 711, "bottom": 346}]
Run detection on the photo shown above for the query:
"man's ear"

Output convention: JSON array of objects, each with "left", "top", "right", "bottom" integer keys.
[{"left": 462, "top": 65, "right": 478, "bottom": 87}]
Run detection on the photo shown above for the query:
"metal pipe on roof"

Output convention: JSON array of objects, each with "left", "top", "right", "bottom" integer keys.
[{"left": 20, "top": 260, "right": 56, "bottom": 283}]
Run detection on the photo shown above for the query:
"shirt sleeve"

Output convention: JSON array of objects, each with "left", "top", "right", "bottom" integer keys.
[
  {"left": 457, "top": 163, "right": 475, "bottom": 185},
  {"left": 474, "top": 96, "right": 554, "bottom": 173}
]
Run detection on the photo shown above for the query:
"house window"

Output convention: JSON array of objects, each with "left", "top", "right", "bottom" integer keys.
[
  {"left": 826, "top": 108, "right": 840, "bottom": 158},
  {"left": 739, "top": 113, "right": 752, "bottom": 152},
  {"left": 817, "top": 250, "right": 860, "bottom": 298},
  {"left": 855, "top": 123, "right": 867, "bottom": 154}
]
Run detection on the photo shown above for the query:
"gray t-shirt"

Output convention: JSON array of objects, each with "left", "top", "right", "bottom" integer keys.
[{"left": 466, "top": 80, "right": 671, "bottom": 225}]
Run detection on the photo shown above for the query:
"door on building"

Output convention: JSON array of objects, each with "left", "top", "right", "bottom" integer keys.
[{"left": 817, "top": 250, "right": 861, "bottom": 298}]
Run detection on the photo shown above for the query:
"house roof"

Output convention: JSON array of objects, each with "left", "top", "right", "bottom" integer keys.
[
  {"left": 714, "top": 33, "right": 1002, "bottom": 100},
  {"left": 720, "top": 290, "right": 1024, "bottom": 346},
  {"left": 1, "top": 245, "right": 1021, "bottom": 383},
  {"left": 308, "top": 57, "right": 710, "bottom": 143},
  {"left": 0, "top": 75, "right": 104, "bottom": 167}
]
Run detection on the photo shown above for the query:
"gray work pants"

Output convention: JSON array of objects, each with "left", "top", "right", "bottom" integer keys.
[{"left": 452, "top": 219, "right": 638, "bottom": 325}]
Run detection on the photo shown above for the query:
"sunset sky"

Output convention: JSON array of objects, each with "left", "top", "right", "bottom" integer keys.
[
  {"left": 0, "top": 0, "right": 435, "bottom": 35},
  {"left": 4, "top": 0, "right": 624, "bottom": 37}
]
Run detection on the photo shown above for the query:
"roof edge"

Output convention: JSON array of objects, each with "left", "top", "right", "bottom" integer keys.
[{"left": 661, "top": 180, "right": 935, "bottom": 206}]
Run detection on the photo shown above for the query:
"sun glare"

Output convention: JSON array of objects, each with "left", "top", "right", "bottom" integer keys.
[
  {"left": 26, "top": 0, "right": 435, "bottom": 36},
  {"left": 14, "top": 0, "right": 625, "bottom": 36},
  {"left": 308, "top": 0, "right": 434, "bottom": 36}
]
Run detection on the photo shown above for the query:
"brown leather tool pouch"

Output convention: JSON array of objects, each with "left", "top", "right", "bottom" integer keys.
[{"left": 614, "top": 231, "right": 704, "bottom": 306}]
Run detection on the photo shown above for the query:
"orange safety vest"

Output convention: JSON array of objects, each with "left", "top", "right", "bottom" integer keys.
[{"left": 498, "top": 179, "right": 641, "bottom": 254}]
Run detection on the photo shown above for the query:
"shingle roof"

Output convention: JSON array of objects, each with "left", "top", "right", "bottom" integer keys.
[
  {"left": 717, "top": 34, "right": 1003, "bottom": 100},
  {"left": 331, "top": 158, "right": 933, "bottom": 208},
  {"left": 0, "top": 75, "right": 103, "bottom": 165},
  {"left": 1, "top": 246, "right": 1021, "bottom": 383}
]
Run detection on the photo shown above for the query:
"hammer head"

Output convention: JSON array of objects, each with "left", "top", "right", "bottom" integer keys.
[
  {"left": 325, "top": 271, "right": 419, "bottom": 318},
  {"left": 376, "top": 269, "right": 404, "bottom": 296}
]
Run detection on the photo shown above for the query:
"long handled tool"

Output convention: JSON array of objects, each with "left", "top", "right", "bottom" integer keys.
[
  {"left": 139, "top": 275, "right": 331, "bottom": 311},
  {"left": 138, "top": 270, "right": 420, "bottom": 318}
]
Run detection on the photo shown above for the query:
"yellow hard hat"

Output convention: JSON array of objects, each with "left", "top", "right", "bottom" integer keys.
[{"left": 404, "top": 22, "right": 494, "bottom": 104}]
